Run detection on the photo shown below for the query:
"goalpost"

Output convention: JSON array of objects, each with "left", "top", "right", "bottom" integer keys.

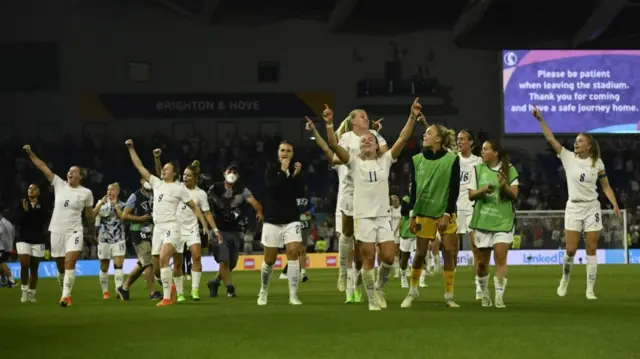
[{"left": 514, "top": 209, "right": 628, "bottom": 264}]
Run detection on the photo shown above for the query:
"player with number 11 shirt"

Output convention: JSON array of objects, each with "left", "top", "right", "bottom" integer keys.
[{"left": 532, "top": 106, "right": 620, "bottom": 300}]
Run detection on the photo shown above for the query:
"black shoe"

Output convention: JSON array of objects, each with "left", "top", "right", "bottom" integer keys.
[
  {"left": 226, "top": 285, "right": 236, "bottom": 297},
  {"left": 148, "top": 291, "right": 162, "bottom": 300},
  {"left": 207, "top": 280, "right": 220, "bottom": 297},
  {"left": 117, "top": 286, "right": 130, "bottom": 301},
  {"left": 302, "top": 274, "right": 309, "bottom": 283}
]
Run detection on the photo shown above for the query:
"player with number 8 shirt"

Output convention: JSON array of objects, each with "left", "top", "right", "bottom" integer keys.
[{"left": 532, "top": 106, "right": 620, "bottom": 300}]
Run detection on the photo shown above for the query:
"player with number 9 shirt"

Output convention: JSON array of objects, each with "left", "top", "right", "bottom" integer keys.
[{"left": 532, "top": 106, "right": 620, "bottom": 300}]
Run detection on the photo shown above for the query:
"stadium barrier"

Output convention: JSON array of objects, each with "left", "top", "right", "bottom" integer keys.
[{"left": 6, "top": 249, "right": 634, "bottom": 278}]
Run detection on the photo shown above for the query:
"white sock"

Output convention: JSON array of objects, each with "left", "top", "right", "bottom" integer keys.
[
  {"left": 260, "top": 262, "right": 273, "bottom": 290},
  {"left": 393, "top": 255, "right": 400, "bottom": 273},
  {"left": 160, "top": 267, "right": 173, "bottom": 300},
  {"left": 21, "top": 284, "right": 28, "bottom": 291},
  {"left": 478, "top": 274, "right": 489, "bottom": 295},
  {"left": 62, "top": 269, "right": 75, "bottom": 298},
  {"left": 433, "top": 254, "right": 441, "bottom": 271},
  {"left": 346, "top": 268, "right": 355, "bottom": 297},
  {"left": 114, "top": 269, "right": 124, "bottom": 290},
  {"left": 375, "top": 262, "right": 393, "bottom": 289},
  {"left": 8, "top": 274, "right": 14, "bottom": 282},
  {"left": 420, "top": 268, "right": 427, "bottom": 281},
  {"left": 338, "top": 234, "right": 351, "bottom": 273},
  {"left": 494, "top": 276, "right": 507, "bottom": 298},
  {"left": 99, "top": 271, "right": 109, "bottom": 293},
  {"left": 475, "top": 275, "right": 481, "bottom": 293},
  {"left": 354, "top": 269, "right": 363, "bottom": 288},
  {"left": 300, "top": 268, "right": 307, "bottom": 276},
  {"left": 586, "top": 255, "right": 597, "bottom": 293},
  {"left": 562, "top": 254, "right": 574, "bottom": 280},
  {"left": 287, "top": 261, "right": 300, "bottom": 297},
  {"left": 174, "top": 275, "right": 184, "bottom": 295},
  {"left": 192, "top": 271, "right": 202, "bottom": 290},
  {"left": 57, "top": 272, "right": 65, "bottom": 288},
  {"left": 29, "top": 289, "right": 36, "bottom": 297},
  {"left": 361, "top": 268, "right": 376, "bottom": 304}
]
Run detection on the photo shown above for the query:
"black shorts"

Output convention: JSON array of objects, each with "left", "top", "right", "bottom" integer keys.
[
  {"left": 0, "top": 251, "right": 10, "bottom": 263},
  {"left": 211, "top": 231, "right": 241, "bottom": 270}
]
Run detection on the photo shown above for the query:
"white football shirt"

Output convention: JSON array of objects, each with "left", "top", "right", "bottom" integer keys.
[
  {"left": 149, "top": 175, "right": 191, "bottom": 225},
  {"left": 177, "top": 185, "right": 209, "bottom": 231},
  {"left": 558, "top": 147, "right": 605, "bottom": 202},
  {"left": 336, "top": 130, "right": 387, "bottom": 212},
  {"left": 457, "top": 153, "right": 483, "bottom": 212},
  {"left": 48, "top": 175, "right": 94, "bottom": 234},
  {"left": 348, "top": 150, "right": 396, "bottom": 219}
]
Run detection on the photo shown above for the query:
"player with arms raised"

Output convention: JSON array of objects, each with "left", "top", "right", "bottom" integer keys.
[
  {"left": 532, "top": 107, "right": 619, "bottom": 300},
  {"left": 125, "top": 139, "right": 212, "bottom": 307},
  {"left": 23, "top": 145, "right": 95, "bottom": 307},
  {"left": 456, "top": 130, "right": 483, "bottom": 299},
  {"left": 323, "top": 99, "right": 420, "bottom": 311},
  {"left": 402, "top": 124, "right": 460, "bottom": 309},
  {"left": 468, "top": 140, "right": 519, "bottom": 308}
]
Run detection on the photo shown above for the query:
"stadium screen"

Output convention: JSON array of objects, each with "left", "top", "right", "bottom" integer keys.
[{"left": 501, "top": 50, "right": 640, "bottom": 135}]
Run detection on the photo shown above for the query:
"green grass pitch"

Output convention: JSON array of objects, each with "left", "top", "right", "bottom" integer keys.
[{"left": 2, "top": 265, "right": 639, "bottom": 359}]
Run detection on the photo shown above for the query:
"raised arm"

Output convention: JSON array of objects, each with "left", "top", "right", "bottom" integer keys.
[
  {"left": 532, "top": 105, "right": 563, "bottom": 154},
  {"left": 153, "top": 148, "right": 162, "bottom": 177},
  {"left": 390, "top": 98, "right": 421, "bottom": 159},
  {"left": 92, "top": 195, "right": 107, "bottom": 218},
  {"left": 305, "top": 116, "right": 340, "bottom": 165},
  {"left": 322, "top": 105, "right": 350, "bottom": 164},
  {"left": 124, "top": 139, "right": 151, "bottom": 182},
  {"left": 22, "top": 145, "right": 55, "bottom": 183}
]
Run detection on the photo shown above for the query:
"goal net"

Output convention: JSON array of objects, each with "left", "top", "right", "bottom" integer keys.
[{"left": 514, "top": 209, "right": 628, "bottom": 264}]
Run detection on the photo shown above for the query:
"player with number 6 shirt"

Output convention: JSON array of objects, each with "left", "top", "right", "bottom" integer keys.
[
  {"left": 22, "top": 145, "right": 95, "bottom": 307},
  {"left": 532, "top": 106, "right": 620, "bottom": 300}
]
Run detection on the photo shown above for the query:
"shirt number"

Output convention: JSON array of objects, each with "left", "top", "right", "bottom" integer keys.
[
  {"left": 579, "top": 173, "right": 585, "bottom": 182},
  {"left": 64, "top": 200, "right": 69, "bottom": 207},
  {"left": 158, "top": 194, "right": 164, "bottom": 202},
  {"left": 368, "top": 171, "right": 378, "bottom": 182},
  {"left": 460, "top": 171, "right": 470, "bottom": 184}
]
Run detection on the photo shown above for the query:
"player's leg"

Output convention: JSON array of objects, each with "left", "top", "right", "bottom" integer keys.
[
  {"left": 470, "top": 232, "right": 482, "bottom": 299},
  {"left": 283, "top": 222, "right": 303, "bottom": 305},
  {"left": 112, "top": 242, "right": 126, "bottom": 296},
  {"left": 189, "top": 240, "right": 203, "bottom": 299},
  {"left": 60, "top": 231, "right": 83, "bottom": 307},
  {"left": 401, "top": 217, "right": 435, "bottom": 308},
  {"left": 173, "top": 251, "right": 185, "bottom": 302},
  {"left": 157, "top": 227, "right": 180, "bottom": 307},
  {"left": 582, "top": 207, "right": 603, "bottom": 299},
  {"left": 50, "top": 233, "right": 66, "bottom": 290},
  {"left": 17, "top": 243, "right": 31, "bottom": 302},
  {"left": 374, "top": 220, "right": 397, "bottom": 309},
  {"left": 97, "top": 242, "right": 111, "bottom": 298},
  {"left": 338, "top": 211, "right": 354, "bottom": 292},
  {"left": 183, "top": 245, "right": 192, "bottom": 280},
  {"left": 357, "top": 237, "right": 379, "bottom": 311},
  {"left": 299, "top": 243, "right": 308, "bottom": 282},
  {"left": 441, "top": 231, "right": 459, "bottom": 307},
  {"left": 558, "top": 205, "right": 585, "bottom": 296},
  {"left": 492, "top": 237, "right": 510, "bottom": 308},
  {"left": 28, "top": 248, "right": 42, "bottom": 302},
  {"left": 473, "top": 230, "right": 493, "bottom": 307},
  {"left": 398, "top": 239, "right": 412, "bottom": 288},
  {"left": 348, "top": 216, "right": 365, "bottom": 302},
  {"left": 257, "top": 223, "right": 283, "bottom": 305},
  {"left": 393, "top": 238, "right": 400, "bottom": 278}
]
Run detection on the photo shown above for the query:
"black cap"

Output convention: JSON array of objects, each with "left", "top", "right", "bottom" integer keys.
[{"left": 225, "top": 163, "right": 239, "bottom": 172}]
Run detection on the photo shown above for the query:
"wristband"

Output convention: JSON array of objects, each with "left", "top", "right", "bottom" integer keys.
[
  {"left": 409, "top": 210, "right": 414, "bottom": 218},
  {"left": 325, "top": 123, "right": 334, "bottom": 128}
]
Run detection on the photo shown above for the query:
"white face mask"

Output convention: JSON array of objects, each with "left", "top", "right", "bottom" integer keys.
[
  {"left": 225, "top": 173, "right": 238, "bottom": 184},
  {"left": 143, "top": 182, "right": 152, "bottom": 190}
]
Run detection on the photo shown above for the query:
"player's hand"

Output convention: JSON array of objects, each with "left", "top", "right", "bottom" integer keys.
[
  {"left": 256, "top": 211, "right": 264, "bottom": 222},
  {"left": 532, "top": 105, "right": 543, "bottom": 121},
  {"left": 125, "top": 139, "right": 134, "bottom": 148},
  {"left": 481, "top": 185, "right": 495, "bottom": 194},
  {"left": 437, "top": 215, "right": 450, "bottom": 231},
  {"left": 410, "top": 217, "right": 418, "bottom": 234},
  {"left": 293, "top": 162, "right": 302, "bottom": 177},
  {"left": 373, "top": 118, "right": 384, "bottom": 132},
  {"left": 22, "top": 144, "right": 32, "bottom": 154},
  {"left": 304, "top": 116, "right": 316, "bottom": 132},
  {"left": 22, "top": 199, "right": 28, "bottom": 212},
  {"left": 410, "top": 97, "right": 422, "bottom": 118},
  {"left": 209, "top": 229, "right": 222, "bottom": 244},
  {"left": 613, "top": 204, "right": 621, "bottom": 217},
  {"left": 322, "top": 104, "right": 333, "bottom": 124},
  {"left": 140, "top": 214, "right": 152, "bottom": 222},
  {"left": 417, "top": 113, "right": 427, "bottom": 126},
  {"left": 153, "top": 148, "right": 162, "bottom": 157},
  {"left": 281, "top": 158, "right": 291, "bottom": 172}
]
